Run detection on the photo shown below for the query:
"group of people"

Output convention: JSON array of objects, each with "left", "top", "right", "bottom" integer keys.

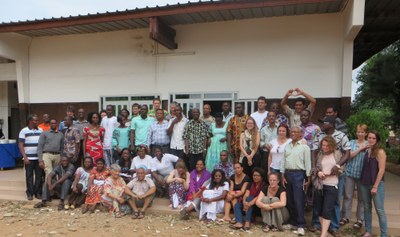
[{"left": 18, "top": 88, "right": 388, "bottom": 237}]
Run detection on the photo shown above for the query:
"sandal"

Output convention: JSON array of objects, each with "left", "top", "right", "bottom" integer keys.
[
  {"left": 229, "top": 224, "right": 243, "bottom": 230},
  {"left": 262, "top": 224, "right": 271, "bottom": 233},
  {"left": 339, "top": 218, "right": 349, "bottom": 225},
  {"left": 271, "top": 226, "right": 279, "bottom": 232},
  {"left": 81, "top": 205, "right": 88, "bottom": 214},
  {"left": 229, "top": 219, "right": 237, "bottom": 224},
  {"left": 113, "top": 211, "right": 123, "bottom": 218},
  {"left": 353, "top": 220, "right": 363, "bottom": 229},
  {"left": 138, "top": 211, "right": 145, "bottom": 219},
  {"left": 58, "top": 203, "right": 64, "bottom": 211},
  {"left": 131, "top": 211, "right": 139, "bottom": 219}
]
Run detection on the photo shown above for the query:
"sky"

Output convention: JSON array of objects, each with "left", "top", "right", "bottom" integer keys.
[{"left": 0, "top": 0, "right": 362, "bottom": 99}]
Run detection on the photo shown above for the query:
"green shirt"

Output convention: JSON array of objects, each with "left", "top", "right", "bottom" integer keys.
[
  {"left": 131, "top": 116, "right": 156, "bottom": 146},
  {"left": 148, "top": 109, "right": 169, "bottom": 118},
  {"left": 281, "top": 140, "right": 311, "bottom": 176}
]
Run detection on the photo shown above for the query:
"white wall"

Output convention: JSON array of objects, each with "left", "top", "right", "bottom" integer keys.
[
  {"left": 0, "top": 63, "right": 16, "bottom": 81},
  {"left": 28, "top": 12, "right": 347, "bottom": 103}
]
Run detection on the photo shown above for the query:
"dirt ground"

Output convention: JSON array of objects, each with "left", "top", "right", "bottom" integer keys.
[{"left": 0, "top": 200, "right": 362, "bottom": 237}]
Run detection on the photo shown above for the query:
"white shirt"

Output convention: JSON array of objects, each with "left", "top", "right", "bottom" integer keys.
[
  {"left": 151, "top": 154, "right": 179, "bottom": 176},
  {"left": 168, "top": 117, "right": 188, "bottom": 150},
  {"left": 269, "top": 138, "right": 292, "bottom": 170},
  {"left": 131, "top": 155, "right": 153, "bottom": 171},
  {"left": 250, "top": 110, "right": 269, "bottom": 131},
  {"left": 101, "top": 116, "right": 118, "bottom": 149}
]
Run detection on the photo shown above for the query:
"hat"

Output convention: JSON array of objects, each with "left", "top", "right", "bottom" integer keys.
[{"left": 318, "top": 116, "right": 336, "bottom": 125}]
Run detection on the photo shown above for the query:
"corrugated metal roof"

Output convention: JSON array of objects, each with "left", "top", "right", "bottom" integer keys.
[{"left": 0, "top": 0, "right": 348, "bottom": 37}]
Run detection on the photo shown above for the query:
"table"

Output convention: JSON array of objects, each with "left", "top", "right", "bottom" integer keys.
[{"left": 0, "top": 143, "right": 22, "bottom": 168}]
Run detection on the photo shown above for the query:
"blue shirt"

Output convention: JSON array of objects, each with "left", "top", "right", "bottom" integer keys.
[{"left": 345, "top": 140, "right": 367, "bottom": 179}]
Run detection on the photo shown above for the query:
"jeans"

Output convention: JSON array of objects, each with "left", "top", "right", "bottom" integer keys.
[
  {"left": 312, "top": 173, "right": 344, "bottom": 230},
  {"left": 285, "top": 170, "right": 306, "bottom": 228},
  {"left": 359, "top": 182, "right": 387, "bottom": 237},
  {"left": 25, "top": 160, "right": 43, "bottom": 197},
  {"left": 342, "top": 176, "right": 364, "bottom": 220},
  {"left": 234, "top": 196, "right": 256, "bottom": 223}
]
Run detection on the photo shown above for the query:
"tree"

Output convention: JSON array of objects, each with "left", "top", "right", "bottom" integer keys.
[{"left": 352, "top": 40, "right": 400, "bottom": 128}]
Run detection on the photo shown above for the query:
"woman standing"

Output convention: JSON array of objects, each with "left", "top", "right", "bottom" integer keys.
[
  {"left": 268, "top": 124, "right": 291, "bottom": 174},
  {"left": 239, "top": 117, "right": 260, "bottom": 177},
  {"left": 256, "top": 172, "right": 289, "bottom": 232},
  {"left": 83, "top": 158, "right": 110, "bottom": 213},
  {"left": 205, "top": 113, "right": 229, "bottom": 172},
  {"left": 167, "top": 161, "right": 190, "bottom": 209},
  {"left": 112, "top": 115, "right": 130, "bottom": 162},
  {"left": 199, "top": 169, "right": 229, "bottom": 222},
  {"left": 231, "top": 167, "right": 265, "bottom": 230},
  {"left": 360, "top": 131, "right": 387, "bottom": 237},
  {"left": 222, "top": 162, "right": 250, "bottom": 222},
  {"left": 101, "top": 164, "right": 127, "bottom": 218},
  {"left": 67, "top": 157, "right": 93, "bottom": 209},
  {"left": 314, "top": 136, "right": 341, "bottom": 237},
  {"left": 83, "top": 112, "right": 105, "bottom": 164},
  {"left": 341, "top": 124, "right": 368, "bottom": 228}
]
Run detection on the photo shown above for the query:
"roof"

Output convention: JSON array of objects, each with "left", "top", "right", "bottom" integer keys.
[
  {"left": 0, "top": 0, "right": 347, "bottom": 37},
  {"left": 353, "top": 0, "right": 400, "bottom": 68}
]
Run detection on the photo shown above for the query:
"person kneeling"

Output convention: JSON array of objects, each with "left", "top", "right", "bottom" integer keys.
[
  {"left": 34, "top": 156, "right": 75, "bottom": 210},
  {"left": 125, "top": 167, "right": 156, "bottom": 219}
]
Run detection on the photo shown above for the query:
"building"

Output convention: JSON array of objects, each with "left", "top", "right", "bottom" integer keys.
[{"left": 0, "top": 0, "right": 399, "bottom": 139}]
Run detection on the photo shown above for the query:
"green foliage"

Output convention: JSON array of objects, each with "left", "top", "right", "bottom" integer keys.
[
  {"left": 352, "top": 40, "right": 400, "bottom": 128},
  {"left": 346, "top": 109, "right": 391, "bottom": 142},
  {"left": 385, "top": 147, "right": 400, "bottom": 164}
]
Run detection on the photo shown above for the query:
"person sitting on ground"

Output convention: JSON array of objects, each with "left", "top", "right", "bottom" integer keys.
[
  {"left": 180, "top": 159, "right": 211, "bottom": 220},
  {"left": 125, "top": 167, "right": 157, "bottom": 219},
  {"left": 199, "top": 169, "right": 229, "bottom": 223},
  {"left": 166, "top": 160, "right": 190, "bottom": 209},
  {"left": 256, "top": 172, "right": 289, "bottom": 232},
  {"left": 222, "top": 162, "right": 250, "bottom": 222},
  {"left": 66, "top": 157, "right": 93, "bottom": 209},
  {"left": 213, "top": 150, "right": 234, "bottom": 179},
  {"left": 34, "top": 156, "right": 75, "bottom": 211},
  {"left": 118, "top": 148, "right": 132, "bottom": 183},
  {"left": 82, "top": 158, "right": 110, "bottom": 213},
  {"left": 150, "top": 146, "right": 180, "bottom": 197},
  {"left": 130, "top": 146, "right": 153, "bottom": 177},
  {"left": 230, "top": 167, "right": 265, "bottom": 230},
  {"left": 101, "top": 164, "right": 127, "bottom": 218}
]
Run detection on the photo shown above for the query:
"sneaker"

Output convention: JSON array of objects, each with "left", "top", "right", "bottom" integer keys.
[{"left": 293, "top": 227, "right": 305, "bottom": 236}]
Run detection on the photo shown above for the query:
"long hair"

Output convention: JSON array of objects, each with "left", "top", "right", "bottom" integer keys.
[
  {"left": 368, "top": 130, "right": 381, "bottom": 157},
  {"left": 245, "top": 117, "right": 258, "bottom": 149},
  {"left": 175, "top": 160, "right": 188, "bottom": 180},
  {"left": 209, "top": 169, "right": 227, "bottom": 190}
]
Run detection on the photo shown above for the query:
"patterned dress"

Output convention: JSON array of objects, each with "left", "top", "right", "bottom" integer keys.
[
  {"left": 84, "top": 126, "right": 105, "bottom": 164},
  {"left": 227, "top": 115, "right": 249, "bottom": 163},
  {"left": 101, "top": 176, "right": 126, "bottom": 213},
  {"left": 205, "top": 122, "right": 229, "bottom": 172},
  {"left": 168, "top": 170, "right": 189, "bottom": 207},
  {"left": 85, "top": 168, "right": 110, "bottom": 205}
]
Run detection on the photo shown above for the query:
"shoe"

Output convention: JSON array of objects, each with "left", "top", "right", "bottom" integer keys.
[
  {"left": 328, "top": 229, "right": 341, "bottom": 237},
  {"left": 64, "top": 204, "right": 69, "bottom": 210},
  {"left": 35, "top": 194, "right": 42, "bottom": 200},
  {"left": 70, "top": 204, "right": 75, "bottom": 209},
  {"left": 308, "top": 225, "right": 319, "bottom": 232},
  {"left": 293, "top": 227, "right": 305, "bottom": 236},
  {"left": 34, "top": 202, "right": 45, "bottom": 208},
  {"left": 180, "top": 208, "right": 189, "bottom": 220},
  {"left": 353, "top": 220, "right": 363, "bottom": 229},
  {"left": 27, "top": 195, "right": 33, "bottom": 201},
  {"left": 283, "top": 224, "right": 297, "bottom": 230}
]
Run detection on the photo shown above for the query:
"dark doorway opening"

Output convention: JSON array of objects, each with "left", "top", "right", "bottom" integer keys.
[{"left": 203, "top": 101, "right": 232, "bottom": 117}]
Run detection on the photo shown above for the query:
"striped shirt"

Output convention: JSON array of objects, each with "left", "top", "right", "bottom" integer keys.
[
  {"left": 345, "top": 140, "right": 368, "bottom": 179},
  {"left": 19, "top": 127, "right": 42, "bottom": 160},
  {"left": 147, "top": 120, "right": 170, "bottom": 147},
  {"left": 311, "top": 130, "right": 351, "bottom": 152}
]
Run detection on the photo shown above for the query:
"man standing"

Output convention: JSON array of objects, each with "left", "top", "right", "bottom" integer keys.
[
  {"left": 325, "top": 106, "right": 348, "bottom": 134},
  {"left": 38, "top": 114, "right": 51, "bottom": 131},
  {"left": 148, "top": 98, "right": 168, "bottom": 118},
  {"left": 63, "top": 116, "right": 81, "bottom": 168},
  {"left": 300, "top": 110, "right": 321, "bottom": 149},
  {"left": 227, "top": 103, "right": 249, "bottom": 163},
  {"left": 260, "top": 111, "right": 278, "bottom": 172},
  {"left": 200, "top": 104, "right": 215, "bottom": 129},
  {"left": 131, "top": 105, "right": 156, "bottom": 151},
  {"left": 167, "top": 105, "right": 188, "bottom": 159},
  {"left": 310, "top": 116, "right": 350, "bottom": 237},
  {"left": 37, "top": 118, "right": 64, "bottom": 181},
  {"left": 59, "top": 105, "right": 76, "bottom": 131},
  {"left": 147, "top": 109, "right": 170, "bottom": 155},
  {"left": 131, "top": 103, "right": 141, "bottom": 120},
  {"left": 222, "top": 102, "right": 234, "bottom": 122},
  {"left": 281, "top": 88, "right": 316, "bottom": 128},
  {"left": 281, "top": 126, "right": 311, "bottom": 236},
  {"left": 183, "top": 108, "right": 209, "bottom": 171},
  {"left": 73, "top": 108, "right": 89, "bottom": 161},
  {"left": 18, "top": 114, "right": 43, "bottom": 200},
  {"left": 251, "top": 96, "right": 268, "bottom": 130},
  {"left": 270, "top": 102, "right": 288, "bottom": 126},
  {"left": 101, "top": 105, "right": 118, "bottom": 167},
  {"left": 34, "top": 156, "right": 75, "bottom": 210},
  {"left": 165, "top": 101, "right": 178, "bottom": 121}
]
